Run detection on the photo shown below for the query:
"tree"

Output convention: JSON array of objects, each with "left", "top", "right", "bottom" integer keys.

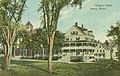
[
  {"left": 107, "top": 21, "right": 120, "bottom": 61},
  {"left": 19, "top": 27, "right": 48, "bottom": 59},
  {"left": 0, "top": 0, "right": 27, "bottom": 70},
  {"left": 39, "top": 0, "right": 83, "bottom": 73},
  {"left": 53, "top": 31, "right": 64, "bottom": 54},
  {"left": 104, "top": 40, "right": 109, "bottom": 46},
  {"left": 30, "top": 28, "right": 47, "bottom": 53}
]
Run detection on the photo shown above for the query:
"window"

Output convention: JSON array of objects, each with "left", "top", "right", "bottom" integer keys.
[
  {"left": 76, "top": 50, "right": 81, "bottom": 55},
  {"left": 90, "top": 49, "right": 94, "bottom": 52},
  {"left": 70, "top": 49, "right": 75, "bottom": 52},
  {"left": 66, "top": 38, "right": 69, "bottom": 41},
  {"left": 100, "top": 50, "right": 102, "bottom": 52},
  {"left": 85, "top": 51, "right": 89, "bottom": 54},
  {"left": 83, "top": 43, "right": 86, "bottom": 46},
  {"left": 103, "top": 54, "right": 105, "bottom": 58},
  {"left": 99, "top": 54, "right": 101, "bottom": 57},
  {"left": 85, "top": 37, "right": 88, "bottom": 40},
  {"left": 91, "top": 39, "right": 94, "bottom": 41},
  {"left": 92, "top": 44, "right": 95, "bottom": 47},
  {"left": 71, "top": 31, "right": 78, "bottom": 35},
  {"left": 86, "top": 43, "right": 89, "bottom": 46},
  {"left": 70, "top": 43, "right": 75, "bottom": 46},
  {"left": 76, "top": 37, "right": 80, "bottom": 40},
  {"left": 76, "top": 43, "right": 82, "bottom": 46},
  {"left": 89, "top": 56, "right": 94, "bottom": 59},
  {"left": 116, "top": 52, "right": 119, "bottom": 57},
  {"left": 71, "top": 32, "right": 75, "bottom": 35},
  {"left": 83, "top": 49, "right": 86, "bottom": 52},
  {"left": 94, "top": 54, "right": 97, "bottom": 56},
  {"left": 76, "top": 49, "right": 82, "bottom": 55},
  {"left": 103, "top": 50, "right": 105, "bottom": 52},
  {"left": 76, "top": 49, "right": 82, "bottom": 52},
  {"left": 64, "top": 44, "right": 69, "bottom": 47},
  {"left": 64, "top": 50, "right": 69, "bottom": 52}
]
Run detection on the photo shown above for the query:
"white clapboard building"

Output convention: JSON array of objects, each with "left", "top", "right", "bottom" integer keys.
[{"left": 61, "top": 22, "right": 110, "bottom": 62}]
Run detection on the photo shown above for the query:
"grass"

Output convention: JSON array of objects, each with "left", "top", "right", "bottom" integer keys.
[{"left": 0, "top": 57, "right": 120, "bottom": 76}]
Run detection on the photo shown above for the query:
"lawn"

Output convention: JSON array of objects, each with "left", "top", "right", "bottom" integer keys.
[{"left": 0, "top": 57, "right": 120, "bottom": 76}]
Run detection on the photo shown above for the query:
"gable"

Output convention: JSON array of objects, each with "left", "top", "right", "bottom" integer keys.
[
  {"left": 97, "top": 42, "right": 110, "bottom": 50},
  {"left": 65, "top": 26, "right": 85, "bottom": 36}
]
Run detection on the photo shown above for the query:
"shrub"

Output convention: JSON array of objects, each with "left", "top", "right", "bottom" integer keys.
[
  {"left": 70, "top": 56, "right": 83, "bottom": 62},
  {"left": 96, "top": 59, "right": 120, "bottom": 70}
]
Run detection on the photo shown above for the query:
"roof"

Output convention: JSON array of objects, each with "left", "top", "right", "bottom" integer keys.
[
  {"left": 25, "top": 21, "right": 33, "bottom": 27},
  {"left": 74, "top": 25, "right": 95, "bottom": 37},
  {"left": 75, "top": 25, "right": 87, "bottom": 35},
  {"left": 99, "top": 41, "right": 110, "bottom": 50},
  {"left": 25, "top": 21, "right": 36, "bottom": 34}
]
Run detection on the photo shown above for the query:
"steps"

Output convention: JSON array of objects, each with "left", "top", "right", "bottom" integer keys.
[{"left": 57, "top": 56, "right": 70, "bottom": 62}]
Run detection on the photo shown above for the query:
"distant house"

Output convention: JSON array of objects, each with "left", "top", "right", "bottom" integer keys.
[
  {"left": 13, "top": 21, "right": 39, "bottom": 58},
  {"left": 61, "top": 22, "right": 111, "bottom": 62},
  {"left": 109, "top": 40, "right": 118, "bottom": 61}
]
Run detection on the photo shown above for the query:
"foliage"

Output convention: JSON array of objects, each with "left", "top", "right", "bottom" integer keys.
[
  {"left": 53, "top": 31, "right": 64, "bottom": 54},
  {"left": 96, "top": 59, "right": 120, "bottom": 71},
  {"left": 19, "top": 27, "right": 47, "bottom": 54},
  {"left": 107, "top": 21, "right": 120, "bottom": 38},
  {"left": 30, "top": 28, "right": 48, "bottom": 52},
  {"left": 19, "top": 29, "right": 64, "bottom": 56},
  {"left": 107, "top": 21, "right": 120, "bottom": 61},
  {"left": 104, "top": 40, "right": 109, "bottom": 46}
]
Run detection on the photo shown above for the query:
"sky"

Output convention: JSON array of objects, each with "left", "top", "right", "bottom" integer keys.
[{"left": 21, "top": 0, "right": 120, "bottom": 42}]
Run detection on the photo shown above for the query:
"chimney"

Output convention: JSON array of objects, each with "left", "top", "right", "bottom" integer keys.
[
  {"left": 82, "top": 24, "right": 83, "bottom": 28},
  {"left": 75, "top": 22, "right": 78, "bottom": 26}
]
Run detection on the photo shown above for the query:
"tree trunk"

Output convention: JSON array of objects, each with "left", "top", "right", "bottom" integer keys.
[
  {"left": 5, "top": 56, "right": 10, "bottom": 70},
  {"left": 5, "top": 45, "right": 12, "bottom": 70},
  {"left": 48, "top": 32, "right": 55, "bottom": 73},
  {"left": 48, "top": 37, "right": 53, "bottom": 73}
]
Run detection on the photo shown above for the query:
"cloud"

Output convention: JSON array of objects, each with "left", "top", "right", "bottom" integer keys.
[
  {"left": 83, "top": 0, "right": 93, "bottom": 5},
  {"left": 82, "top": 0, "right": 94, "bottom": 9},
  {"left": 59, "top": 0, "right": 94, "bottom": 22},
  {"left": 59, "top": 7, "right": 74, "bottom": 21}
]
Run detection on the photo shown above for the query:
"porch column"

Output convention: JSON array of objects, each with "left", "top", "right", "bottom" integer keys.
[
  {"left": 31, "top": 50, "right": 32, "bottom": 58},
  {"left": 26, "top": 49, "right": 27, "bottom": 57},
  {"left": 75, "top": 49, "right": 77, "bottom": 56},
  {"left": 13, "top": 48, "right": 16, "bottom": 57},
  {"left": 23, "top": 49, "right": 25, "bottom": 57}
]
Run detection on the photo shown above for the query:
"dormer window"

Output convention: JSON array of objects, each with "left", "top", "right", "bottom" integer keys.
[
  {"left": 66, "top": 38, "right": 69, "bottom": 41},
  {"left": 76, "top": 37, "right": 80, "bottom": 40},
  {"left": 76, "top": 31, "right": 78, "bottom": 35}
]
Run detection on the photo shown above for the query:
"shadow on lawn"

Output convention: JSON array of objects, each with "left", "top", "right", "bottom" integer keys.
[{"left": 12, "top": 60, "right": 49, "bottom": 73}]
